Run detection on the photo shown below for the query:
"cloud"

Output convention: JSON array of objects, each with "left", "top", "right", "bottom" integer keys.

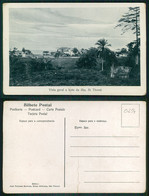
[{"left": 9, "top": 7, "right": 135, "bottom": 51}]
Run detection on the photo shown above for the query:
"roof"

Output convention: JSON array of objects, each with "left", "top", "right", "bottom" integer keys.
[
  {"left": 43, "top": 51, "right": 49, "bottom": 53},
  {"left": 25, "top": 50, "right": 31, "bottom": 52}
]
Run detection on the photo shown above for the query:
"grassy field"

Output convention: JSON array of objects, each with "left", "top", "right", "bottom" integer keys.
[{"left": 10, "top": 57, "right": 140, "bottom": 86}]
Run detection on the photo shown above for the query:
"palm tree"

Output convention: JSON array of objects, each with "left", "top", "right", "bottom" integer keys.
[
  {"left": 54, "top": 51, "right": 61, "bottom": 58},
  {"left": 22, "top": 47, "right": 26, "bottom": 53},
  {"left": 95, "top": 39, "right": 111, "bottom": 71}
]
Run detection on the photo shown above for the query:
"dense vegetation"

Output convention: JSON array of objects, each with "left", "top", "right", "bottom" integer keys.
[{"left": 10, "top": 55, "right": 140, "bottom": 86}]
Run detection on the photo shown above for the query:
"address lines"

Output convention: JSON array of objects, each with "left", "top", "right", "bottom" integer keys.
[
  {"left": 70, "top": 135, "right": 141, "bottom": 184},
  {"left": 83, "top": 170, "right": 140, "bottom": 184},
  {"left": 69, "top": 135, "right": 140, "bottom": 158},
  {"left": 70, "top": 135, "right": 139, "bottom": 138}
]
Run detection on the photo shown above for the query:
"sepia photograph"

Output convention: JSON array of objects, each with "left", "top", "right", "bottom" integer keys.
[{"left": 3, "top": 3, "right": 146, "bottom": 95}]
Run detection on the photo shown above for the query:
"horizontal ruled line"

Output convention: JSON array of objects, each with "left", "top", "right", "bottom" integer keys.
[
  {"left": 70, "top": 136, "right": 139, "bottom": 138},
  {"left": 70, "top": 146, "right": 139, "bottom": 148},
  {"left": 70, "top": 156, "right": 140, "bottom": 158},
  {"left": 84, "top": 171, "right": 140, "bottom": 173},
  {"left": 84, "top": 181, "right": 140, "bottom": 184}
]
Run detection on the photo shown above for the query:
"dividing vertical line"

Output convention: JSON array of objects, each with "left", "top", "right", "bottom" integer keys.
[{"left": 64, "top": 117, "right": 66, "bottom": 187}]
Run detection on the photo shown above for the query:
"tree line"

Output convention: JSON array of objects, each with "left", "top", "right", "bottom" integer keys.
[{"left": 76, "top": 6, "right": 140, "bottom": 77}]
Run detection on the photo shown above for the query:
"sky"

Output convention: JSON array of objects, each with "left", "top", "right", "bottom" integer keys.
[{"left": 9, "top": 7, "right": 136, "bottom": 52}]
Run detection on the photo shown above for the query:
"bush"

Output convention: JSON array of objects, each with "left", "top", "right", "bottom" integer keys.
[
  {"left": 10, "top": 57, "right": 27, "bottom": 77},
  {"left": 31, "top": 59, "right": 53, "bottom": 71},
  {"left": 10, "top": 57, "right": 54, "bottom": 79},
  {"left": 76, "top": 48, "right": 98, "bottom": 68}
]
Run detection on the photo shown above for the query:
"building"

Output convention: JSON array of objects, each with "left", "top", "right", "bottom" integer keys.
[
  {"left": 34, "top": 54, "right": 43, "bottom": 59},
  {"left": 80, "top": 48, "right": 88, "bottom": 54},
  {"left": 51, "top": 52, "right": 56, "bottom": 57},
  {"left": 9, "top": 48, "right": 23, "bottom": 57},
  {"left": 13, "top": 50, "right": 23, "bottom": 57},
  {"left": 22, "top": 49, "right": 35, "bottom": 58},
  {"left": 9, "top": 48, "right": 35, "bottom": 58},
  {"left": 43, "top": 51, "right": 50, "bottom": 58},
  {"left": 57, "top": 47, "right": 74, "bottom": 56}
]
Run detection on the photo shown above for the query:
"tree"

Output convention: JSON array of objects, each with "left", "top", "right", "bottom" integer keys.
[
  {"left": 120, "top": 48, "right": 128, "bottom": 54},
  {"left": 73, "top": 47, "right": 79, "bottom": 56},
  {"left": 76, "top": 47, "right": 98, "bottom": 69},
  {"left": 103, "top": 48, "right": 118, "bottom": 72},
  {"left": 115, "top": 7, "right": 140, "bottom": 65},
  {"left": 22, "top": 48, "right": 25, "bottom": 53},
  {"left": 80, "top": 48, "right": 88, "bottom": 54},
  {"left": 126, "top": 41, "right": 139, "bottom": 67},
  {"left": 116, "top": 48, "right": 128, "bottom": 57},
  {"left": 27, "top": 50, "right": 32, "bottom": 55},
  {"left": 11, "top": 47, "right": 18, "bottom": 55},
  {"left": 95, "top": 39, "right": 111, "bottom": 71},
  {"left": 13, "top": 47, "right": 18, "bottom": 51},
  {"left": 54, "top": 51, "right": 61, "bottom": 58}
]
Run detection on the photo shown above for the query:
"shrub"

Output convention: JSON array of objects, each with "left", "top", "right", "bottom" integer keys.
[
  {"left": 28, "top": 59, "right": 53, "bottom": 71},
  {"left": 10, "top": 57, "right": 54, "bottom": 79},
  {"left": 76, "top": 48, "right": 98, "bottom": 68},
  {"left": 10, "top": 57, "right": 27, "bottom": 77}
]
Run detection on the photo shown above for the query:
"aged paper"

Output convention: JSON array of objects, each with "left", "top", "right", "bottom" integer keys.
[
  {"left": 3, "top": 101, "right": 146, "bottom": 193},
  {"left": 3, "top": 3, "right": 146, "bottom": 95}
]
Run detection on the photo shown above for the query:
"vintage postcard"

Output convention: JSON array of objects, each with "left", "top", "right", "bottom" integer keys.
[
  {"left": 3, "top": 3, "right": 146, "bottom": 95},
  {"left": 3, "top": 101, "right": 146, "bottom": 193}
]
